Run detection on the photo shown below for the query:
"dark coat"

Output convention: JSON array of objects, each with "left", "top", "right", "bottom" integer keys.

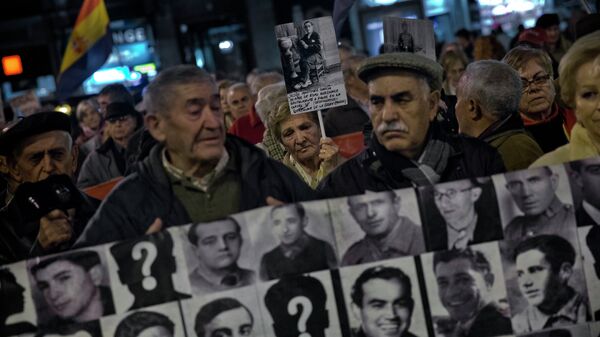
[
  {"left": 77, "top": 138, "right": 126, "bottom": 189},
  {"left": 317, "top": 126, "right": 505, "bottom": 198},
  {"left": 76, "top": 136, "right": 316, "bottom": 247},
  {"left": 576, "top": 206, "right": 599, "bottom": 227},
  {"left": 425, "top": 211, "right": 504, "bottom": 252},
  {"left": 467, "top": 303, "right": 513, "bottom": 337}
]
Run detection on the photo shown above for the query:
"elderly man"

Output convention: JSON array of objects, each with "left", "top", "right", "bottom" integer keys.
[
  {"left": 317, "top": 53, "right": 505, "bottom": 198},
  {"left": 259, "top": 203, "right": 337, "bottom": 280},
  {"left": 187, "top": 217, "right": 255, "bottom": 294},
  {"left": 76, "top": 65, "right": 314, "bottom": 247},
  {"left": 512, "top": 235, "right": 589, "bottom": 333},
  {"left": 30, "top": 250, "right": 115, "bottom": 325},
  {"left": 455, "top": 60, "right": 543, "bottom": 170},
  {"left": 433, "top": 248, "right": 513, "bottom": 337},
  {"left": 0, "top": 112, "right": 98, "bottom": 263},
  {"left": 351, "top": 266, "right": 419, "bottom": 337},
  {"left": 342, "top": 191, "right": 424, "bottom": 266},
  {"left": 194, "top": 297, "right": 255, "bottom": 337},
  {"left": 503, "top": 167, "right": 576, "bottom": 243}
]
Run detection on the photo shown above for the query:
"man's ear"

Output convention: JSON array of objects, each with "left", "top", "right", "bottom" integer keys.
[
  {"left": 89, "top": 264, "right": 104, "bottom": 286},
  {"left": 428, "top": 90, "right": 442, "bottom": 121},
  {"left": 550, "top": 172, "right": 559, "bottom": 191},
  {"left": 484, "top": 272, "right": 495, "bottom": 289},
  {"left": 558, "top": 262, "right": 573, "bottom": 283},
  {"left": 467, "top": 99, "right": 482, "bottom": 121},
  {"left": 470, "top": 187, "right": 482, "bottom": 202},
  {"left": 351, "top": 302, "right": 363, "bottom": 322},
  {"left": 145, "top": 113, "right": 166, "bottom": 143}
]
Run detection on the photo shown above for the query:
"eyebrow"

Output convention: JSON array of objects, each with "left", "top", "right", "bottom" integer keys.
[
  {"left": 52, "top": 270, "right": 71, "bottom": 280},
  {"left": 370, "top": 91, "right": 412, "bottom": 100}
]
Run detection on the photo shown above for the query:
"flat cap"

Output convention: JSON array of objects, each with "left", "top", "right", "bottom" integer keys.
[
  {"left": 106, "top": 102, "right": 138, "bottom": 120},
  {"left": 357, "top": 52, "right": 443, "bottom": 91},
  {"left": 0, "top": 111, "right": 71, "bottom": 156}
]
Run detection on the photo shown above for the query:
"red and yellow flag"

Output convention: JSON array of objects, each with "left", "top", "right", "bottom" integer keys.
[{"left": 56, "top": 0, "right": 111, "bottom": 99}]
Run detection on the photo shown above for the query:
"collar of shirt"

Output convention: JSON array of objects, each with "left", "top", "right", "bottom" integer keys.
[
  {"left": 278, "top": 232, "right": 310, "bottom": 259},
  {"left": 542, "top": 197, "right": 564, "bottom": 218},
  {"left": 366, "top": 219, "right": 411, "bottom": 255},
  {"left": 193, "top": 263, "right": 243, "bottom": 287},
  {"left": 583, "top": 201, "right": 600, "bottom": 225},
  {"left": 447, "top": 214, "right": 478, "bottom": 249},
  {"left": 285, "top": 153, "right": 324, "bottom": 189},
  {"left": 161, "top": 148, "right": 230, "bottom": 193},
  {"left": 525, "top": 289, "right": 586, "bottom": 330}
]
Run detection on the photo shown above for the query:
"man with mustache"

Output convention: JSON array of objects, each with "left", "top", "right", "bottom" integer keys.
[
  {"left": 433, "top": 248, "right": 512, "bottom": 337},
  {"left": 317, "top": 53, "right": 504, "bottom": 198},
  {"left": 512, "top": 235, "right": 589, "bottom": 333},
  {"left": 342, "top": 191, "right": 424, "bottom": 266},
  {"left": 76, "top": 65, "right": 315, "bottom": 247}
]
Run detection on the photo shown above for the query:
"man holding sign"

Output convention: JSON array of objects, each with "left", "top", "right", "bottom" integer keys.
[{"left": 317, "top": 53, "right": 505, "bottom": 197}]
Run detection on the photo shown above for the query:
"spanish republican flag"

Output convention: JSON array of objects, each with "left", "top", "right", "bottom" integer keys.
[{"left": 56, "top": 0, "right": 112, "bottom": 99}]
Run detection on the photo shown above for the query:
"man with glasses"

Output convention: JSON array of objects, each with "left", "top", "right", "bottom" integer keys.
[
  {"left": 503, "top": 167, "right": 576, "bottom": 243},
  {"left": 77, "top": 102, "right": 142, "bottom": 188}
]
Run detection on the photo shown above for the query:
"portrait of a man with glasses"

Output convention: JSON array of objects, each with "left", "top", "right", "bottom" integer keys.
[
  {"left": 421, "top": 178, "right": 503, "bottom": 251},
  {"left": 503, "top": 167, "right": 577, "bottom": 244}
]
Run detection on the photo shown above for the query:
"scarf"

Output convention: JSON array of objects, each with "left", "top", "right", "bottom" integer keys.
[{"left": 371, "top": 123, "right": 452, "bottom": 186}]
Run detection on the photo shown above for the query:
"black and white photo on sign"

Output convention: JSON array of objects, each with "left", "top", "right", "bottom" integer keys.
[
  {"left": 328, "top": 188, "right": 425, "bottom": 267},
  {"left": 31, "top": 320, "right": 103, "bottom": 337},
  {"left": 106, "top": 231, "right": 191, "bottom": 313},
  {"left": 492, "top": 165, "right": 578, "bottom": 246},
  {"left": 590, "top": 321, "right": 600, "bottom": 337},
  {"left": 100, "top": 301, "right": 185, "bottom": 337},
  {"left": 240, "top": 200, "right": 338, "bottom": 282},
  {"left": 564, "top": 158, "right": 600, "bottom": 228},
  {"left": 517, "top": 323, "right": 592, "bottom": 337},
  {"left": 1, "top": 261, "right": 37, "bottom": 336},
  {"left": 257, "top": 269, "right": 343, "bottom": 337},
  {"left": 178, "top": 216, "right": 257, "bottom": 296},
  {"left": 499, "top": 233, "right": 589, "bottom": 335},
  {"left": 578, "top": 226, "right": 600, "bottom": 321},
  {"left": 26, "top": 247, "right": 116, "bottom": 328},
  {"left": 421, "top": 241, "right": 514, "bottom": 337},
  {"left": 338, "top": 256, "right": 428, "bottom": 337},
  {"left": 181, "top": 285, "right": 266, "bottom": 337},
  {"left": 275, "top": 16, "right": 347, "bottom": 114},
  {"left": 382, "top": 17, "right": 436, "bottom": 61},
  {"left": 418, "top": 177, "right": 504, "bottom": 251}
]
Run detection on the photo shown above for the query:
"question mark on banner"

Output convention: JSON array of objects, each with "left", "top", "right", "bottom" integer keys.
[
  {"left": 287, "top": 296, "right": 313, "bottom": 337},
  {"left": 131, "top": 241, "right": 158, "bottom": 291}
]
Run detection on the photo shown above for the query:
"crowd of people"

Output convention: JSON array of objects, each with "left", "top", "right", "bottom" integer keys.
[{"left": 0, "top": 10, "right": 599, "bottom": 336}]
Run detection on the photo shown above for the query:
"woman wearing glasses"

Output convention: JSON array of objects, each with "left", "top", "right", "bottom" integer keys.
[
  {"left": 502, "top": 46, "right": 576, "bottom": 153},
  {"left": 530, "top": 31, "right": 600, "bottom": 167}
]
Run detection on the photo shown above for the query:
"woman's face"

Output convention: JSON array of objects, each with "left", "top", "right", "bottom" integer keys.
[
  {"left": 447, "top": 60, "right": 466, "bottom": 88},
  {"left": 219, "top": 88, "right": 230, "bottom": 113},
  {"left": 518, "top": 59, "right": 555, "bottom": 118},
  {"left": 574, "top": 60, "right": 600, "bottom": 142},
  {"left": 79, "top": 105, "right": 101, "bottom": 130},
  {"left": 279, "top": 114, "right": 321, "bottom": 164}
]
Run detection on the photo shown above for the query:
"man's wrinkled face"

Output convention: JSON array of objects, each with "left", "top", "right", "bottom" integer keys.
[
  {"left": 433, "top": 180, "right": 480, "bottom": 227},
  {"left": 353, "top": 278, "right": 412, "bottom": 337},
  {"left": 518, "top": 59, "right": 555, "bottom": 118},
  {"left": 516, "top": 249, "right": 564, "bottom": 308},
  {"left": 227, "top": 88, "right": 253, "bottom": 119},
  {"left": 34, "top": 260, "right": 99, "bottom": 321},
  {"left": 271, "top": 205, "right": 305, "bottom": 246},
  {"left": 348, "top": 192, "right": 399, "bottom": 238},
  {"left": 193, "top": 220, "right": 242, "bottom": 271},
  {"left": 505, "top": 167, "right": 557, "bottom": 216},
  {"left": 435, "top": 258, "right": 489, "bottom": 323},
  {"left": 368, "top": 73, "right": 438, "bottom": 159},
  {"left": 10, "top": 130, "right": 76, "bottom": 184},
  {"left": 137, "top": 326, "right": 174, "bottom": 337},
  {"left": 203, "top": 307, "right": 253, "bottom": 337},
  {"left": 575, "top": 157, "right": 600, "bottom": 209}
]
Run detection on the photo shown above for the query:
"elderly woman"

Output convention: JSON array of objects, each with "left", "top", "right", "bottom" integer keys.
[
  {"left": 502, "top": 46, "right": 576, "bottom": 153},
  {"left": 269, "top": 102, "right": 342, "bottom": 189},
  {"left": 531, "top": 31, "right": 600, "bottom": 166}
]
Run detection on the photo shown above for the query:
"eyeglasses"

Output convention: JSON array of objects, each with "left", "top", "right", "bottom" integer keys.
[
  {"left": 106, "top": 115, "right": 131, "bottom": 124},
  {"left": 521, "top": 74, "right": 551, "bottom": 91},
  {"left": 433, "top": 188, "right": 472, "bottom": 201}
]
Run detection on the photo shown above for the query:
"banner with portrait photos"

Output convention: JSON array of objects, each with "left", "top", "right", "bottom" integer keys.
[{"left": 2, "top": 158, "right": 600, "bottom": 337}]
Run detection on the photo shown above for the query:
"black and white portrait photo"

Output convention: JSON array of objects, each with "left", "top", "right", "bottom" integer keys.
[
  {"left": 418, "top": 177, "right": 503, "bottom": 251},
  {"left": 180, "top": 217, "right": 256, "bottom": 296},
  {"left": 107, "top": 231, "right": 191, "bottom": 313},
  {"left": 338, "top": 256, "right": 428, "bottom": 337},
  {"left": 566, "top": 158, "right": 600, "bottom": 227},
  {"left": 101, "top": 301, "right": 185, "bottom": 337},
  {"left": 329, "top": 189, "right": 424, "bottom": 267},
  {"left": 499, "top": 234, "right": 590, "bottom": 334},
  {"left": 578, "top": 226, "right": 600, "bottom": 321},
  {"left": 421, "top": 241, "right": 513, "bottom": 337},
  {"left": 1, "top": 262, "right": 37, "bottom": 336},
  {"left": 275, "top": 16, "right": 347, "bottom": 114},
  {"left": 27, "top": 248, "right": 115, "bottom": 328},
  {"left": 492, "top": 165, "right": 578, "bottom": 247},
  {"left": 181, "top": 286, "right": 266, "bottom": 337},
  {"left": 382, "top": 17, "right": 436, "bottom": 61},
  {"left": 241, "top": 200, "right": 338, "bottom": 281},
  {"left": 258, "top": 270, "right": 342, "bottom": 337}
]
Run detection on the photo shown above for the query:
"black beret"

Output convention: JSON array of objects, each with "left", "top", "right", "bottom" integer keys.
[
  {"left": 0, "top": 111, "right": 72, "bottom": 156},
  {"left": 535, "top": 14, "right": 560, "bottom": 29},
  {"left": 105, "top": 102, "right": 138, "bottom": 120}
]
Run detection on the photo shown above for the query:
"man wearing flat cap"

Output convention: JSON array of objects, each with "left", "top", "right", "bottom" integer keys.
[
  {"left": 317, "top": 53, "right": 505, "bottom": 197},
  {"left": 77, "top": 102, "right": 142, "bottom": 188},
  {"left": 0, "top": 111, "right": 98, "bottom": 264}
]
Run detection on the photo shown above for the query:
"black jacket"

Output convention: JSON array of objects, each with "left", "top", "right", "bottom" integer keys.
[
  {"left": 317, "top": 127, "right": 505, "bottom": 198},
  {"left": 76, "top": 136, "right": 316, "bottom": 247},
  {"left": 467, "top": 303, "right": 513, "bottom": 337}
]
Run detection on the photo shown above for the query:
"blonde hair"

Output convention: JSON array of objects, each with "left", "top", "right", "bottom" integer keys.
[
  {"left": 558, "top": 31, "right": 600, "bottom": 108},
  {"left": 502, "top": 46, "right": 554, "bottom": 78},
  {"left": 76, "top": 99, "right": 99, "bottom": 121}
]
